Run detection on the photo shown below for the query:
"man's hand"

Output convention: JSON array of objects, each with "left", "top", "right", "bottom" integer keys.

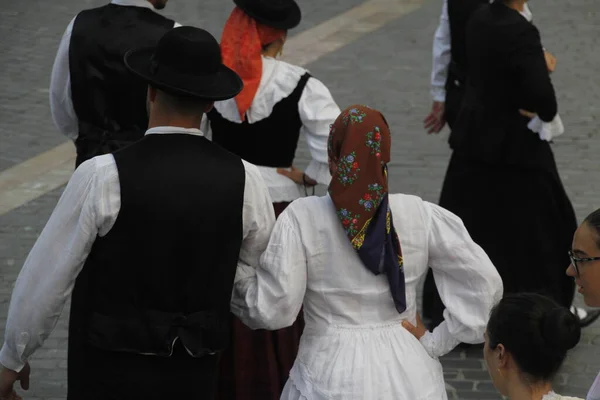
[
  {"left": 424, "top": 101, "right": 446, "bottom": 134},
  {"left": 544, "top": 51, "right": 556, "bottom": 73},
  {"left": 0, "top": 363, "right": 30, "bottom": 400},
  {"left": 519, "top": 109, "right": 537, "bottom": 119},
  {"left": 401, "top": 313, "right": 429, "bottom": 340}
]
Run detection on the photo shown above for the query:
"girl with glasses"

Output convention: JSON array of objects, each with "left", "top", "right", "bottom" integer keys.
[{"left": 567, "top": 208, "right": 600, "bottom": 400}]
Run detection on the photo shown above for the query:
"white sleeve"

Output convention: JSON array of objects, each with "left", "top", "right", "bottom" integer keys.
[
  {"left": 298, "top": 77, "right": 339, "bottom": 185},
  {"left": 419, "top": 202, "right": 503, "bottom": 358},
  {"left": 0, "top": 156, "right": 121, "bottom": 372},
  {"left": 231, "top": 206, "right": 306, "bottom": 330},
  {"left": 50, "top": 17, "right": 79, "bottom": 141},
  {"left": 431, "top": 0, "right": 451, "bottom": 103},
  {"left": 232, "top": 160, "right": 276, "bottom": 288}
]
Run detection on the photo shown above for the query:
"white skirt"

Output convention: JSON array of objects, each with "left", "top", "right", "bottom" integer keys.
[{"left": 281, "top": 380, "right": 307, "bottom": 400}]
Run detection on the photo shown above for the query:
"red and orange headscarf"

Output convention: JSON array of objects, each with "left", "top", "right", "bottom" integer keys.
[
  {"left": 328, "top": 105, "right": 407, "bottom": 314},
  {"left": 220, "top": 7, "right": 286, "bottom": 121}
]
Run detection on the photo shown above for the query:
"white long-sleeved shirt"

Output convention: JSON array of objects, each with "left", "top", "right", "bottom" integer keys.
[
  {"left": 0, "top": 127, "right": 276, "bottom": 372},
  {"left": 49, "top": 0, "right": 181, "bottom": 140},
  {"left": 430, "top": 0, "right": 532, "bottom": 102}
]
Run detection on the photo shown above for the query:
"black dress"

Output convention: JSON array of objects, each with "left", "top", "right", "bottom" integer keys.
[{"left": 430, "top": 1, "right": 576, "bottom": 326}]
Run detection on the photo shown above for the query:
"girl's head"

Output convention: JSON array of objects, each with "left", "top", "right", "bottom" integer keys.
[
  {"left": 484, "top": 293, "right": 580, "bottom": 396},
  {"left": 567, "top": 208, "right": 600, "bottom": 307}
]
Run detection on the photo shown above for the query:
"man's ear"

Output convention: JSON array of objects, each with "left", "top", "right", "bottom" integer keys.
[
  {"left": 148, "top": 86, "right": 158, "bottom": 103},
  {"left": 496, "top": 343, "right": 508, "bottom": 369},
  {"left": 203, "top": 101, "right": 215, "bottom": 113}
]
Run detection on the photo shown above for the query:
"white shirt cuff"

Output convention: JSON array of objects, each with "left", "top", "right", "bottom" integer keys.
[
  {"left": 0, "top": 343, "right": 25, "bottom": 373},
  {"left": 419, "top": 321, "right": 461, "bottom": 359},
  {"left": 431, "top": 86, "right": 446, "bottom": 103},
  {"left": 304, "top": 160, "right": 331, "bottom": 186},
  {"left": 527, "top": 114, "right": 564, "bottom": 141}
]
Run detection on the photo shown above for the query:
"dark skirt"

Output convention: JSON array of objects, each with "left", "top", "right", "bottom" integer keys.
[
  {"left": 216, "top": 201, "right": 305, "bottom": 400},
  {"left": 423, "top": 152, "right": 577, "bottom": 327}
]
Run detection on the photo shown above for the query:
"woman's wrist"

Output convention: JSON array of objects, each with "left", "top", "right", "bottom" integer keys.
[{"left": 302, "top": 173, "right": 317, "bottom": 187}]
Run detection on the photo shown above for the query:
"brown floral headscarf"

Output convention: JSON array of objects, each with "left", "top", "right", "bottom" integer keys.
[{"left": 328, "top": 105, "right": 406, "bottom": 314}]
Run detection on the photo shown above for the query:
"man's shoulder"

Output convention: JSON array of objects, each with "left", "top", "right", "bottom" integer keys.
[{"left": 71, "top": 154, "right": 118, "bottom": 189}]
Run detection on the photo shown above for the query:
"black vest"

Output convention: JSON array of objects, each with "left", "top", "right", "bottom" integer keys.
[
  {"left": 67, "top": 134, "right": 245, "bottom": 397},
  {"left": 208, "top": 73, "right": 311, "bottom": 167},
  {"left": 447, "top": 0, "right": 488, "bottom": 84},
  {"left": 69, "top": 4, "right": 174, "bottom": 166},
  {"left": 445, "top": 0, "right": 489, "bottom": 132}
]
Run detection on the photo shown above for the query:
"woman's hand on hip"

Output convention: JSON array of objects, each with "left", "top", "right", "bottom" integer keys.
[{"left": 402, "top": 314, "right": 428, "bottom": 340}]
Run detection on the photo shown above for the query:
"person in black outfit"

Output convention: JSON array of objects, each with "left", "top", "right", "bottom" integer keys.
[
  {"left": 49, "top": 0, "right": 179, "bottom": 167},
  {"left": 434, "top": 0, "right": 585, "bottom": 329},
  {"left": 422, "top": 0, "right": 492, "bottom": 330}
]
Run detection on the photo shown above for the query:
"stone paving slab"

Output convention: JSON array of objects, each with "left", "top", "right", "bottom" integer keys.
[{"left": 1, "top": 0, "right": 600, "bottom": 398}]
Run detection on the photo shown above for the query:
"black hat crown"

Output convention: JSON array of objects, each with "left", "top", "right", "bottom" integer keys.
[
  {"left": 234, "top": 0, "right": 301, "bottom": 30},
  {"left": 125, "top": 26, "right": 243, "bottom": 100},
  {"left": 150, "top": 27, "right": 222, "bottom": 77}
]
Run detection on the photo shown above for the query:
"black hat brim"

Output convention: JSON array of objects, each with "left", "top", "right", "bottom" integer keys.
[
  {"left": 124, "top": 47, "right": 243, "bottom": 101},
  {"left": 234, "top": 0, "right": 301, "bottom": 30}
]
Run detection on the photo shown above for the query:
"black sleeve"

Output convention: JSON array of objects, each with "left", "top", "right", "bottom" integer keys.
[{"left": 509, "top": 23, "right": 557, "bottom": 122}]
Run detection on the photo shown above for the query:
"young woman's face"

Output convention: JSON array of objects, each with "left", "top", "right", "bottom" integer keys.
[{"left": 567, "top": 222, "right": 600, "bottom": 307}]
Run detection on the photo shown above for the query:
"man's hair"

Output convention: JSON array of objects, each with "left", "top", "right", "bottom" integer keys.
[{"left": 154, "top": 88, "right": 211, "bottom": 116}]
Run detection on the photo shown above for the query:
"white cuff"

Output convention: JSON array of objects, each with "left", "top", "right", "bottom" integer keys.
[
  {"left": 419, "top": 321, "right": 461, "bottom": 359},
  {"left": 431, "top": 86, "right": 446, "bottom": 103},
  {"left": 0, "top": 343, "right": 25, "bottom": 373},
  {"left": 304, "top": 160, "right": 331, "bottom": 186},
  {"left": 527, "top": 114, "right": 564, "bottom": 141},
  {"left": 418, "top": 331, "right": 438, "bottom": 359}
]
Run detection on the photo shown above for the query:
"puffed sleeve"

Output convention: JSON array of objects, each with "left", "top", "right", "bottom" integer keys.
[
  {"left": 419, "top": 202, "right": 503, "bottom": 358},
  {"left": 231, "top": 207, "right": 307, "bottom": 330},
  {"left": 298, "top": 77, "right": 340, "bottom": 185}
]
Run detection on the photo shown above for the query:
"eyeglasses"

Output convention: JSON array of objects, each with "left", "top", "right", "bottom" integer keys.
[{"left": 568, "top": 250, "right": 600, "bottom": 276}]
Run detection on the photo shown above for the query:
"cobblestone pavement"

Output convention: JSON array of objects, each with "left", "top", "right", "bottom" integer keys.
[{"left": 1, "top": 0, "right": 600, "bottom": 398}]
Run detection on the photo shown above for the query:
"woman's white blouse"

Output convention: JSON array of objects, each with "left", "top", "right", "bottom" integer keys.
[
  {"left": 204, "top": 56, "right": 340, "bottom": 203},
  {"left": 232, "top": 193, "right": 503, "bottom": 399}
]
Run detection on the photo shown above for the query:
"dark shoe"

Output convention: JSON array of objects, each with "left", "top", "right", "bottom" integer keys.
[{"left": 578, "top": 309, "right": 600, "bottom": 328}]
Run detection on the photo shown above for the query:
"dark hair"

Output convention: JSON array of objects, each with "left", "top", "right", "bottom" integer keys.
[
  {"left": 487, "top": 293, "right": 581, "bottom": 382},
  {"left": 584, "top": 208, "right": 600, "bottom": 248},
  {"left": 261, "top": 31, "right": 288, "bottom": 52},
  {"left": 154, "top": 89, "right": 211, "bottom": 115}
]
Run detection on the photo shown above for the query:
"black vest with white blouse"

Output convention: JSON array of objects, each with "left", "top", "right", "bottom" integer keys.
[
  {"left": 66, "top": 134, "right": 245, "bottom": 397},
  {"left": 207, "top": 73, "right": 311, "bottom": 168},
  {"left": 69, "top": 4, "right": 174, "bottom": 166}
]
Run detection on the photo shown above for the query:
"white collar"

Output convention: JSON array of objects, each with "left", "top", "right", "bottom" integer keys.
[
  {"left": 110, "top": 0, "right": 156, "bottom": 10},
  {"left": 213, "top": 56, "right": 307, "bottom": 124},
  {"left": 145, "top": 126, "right": 205, "bottom": 136}
]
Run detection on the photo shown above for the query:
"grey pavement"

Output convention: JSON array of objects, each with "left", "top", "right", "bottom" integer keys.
[{"left": 1, "top": 0, "right": 600, "bottom": 398}]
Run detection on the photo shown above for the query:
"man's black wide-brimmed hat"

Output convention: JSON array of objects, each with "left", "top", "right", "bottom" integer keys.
[
  {"left": 124, "top": 27, "right": 243, "bottom": 100},
  {"left": 234, "top": 0, "right": 301, "bottom": 30}
]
